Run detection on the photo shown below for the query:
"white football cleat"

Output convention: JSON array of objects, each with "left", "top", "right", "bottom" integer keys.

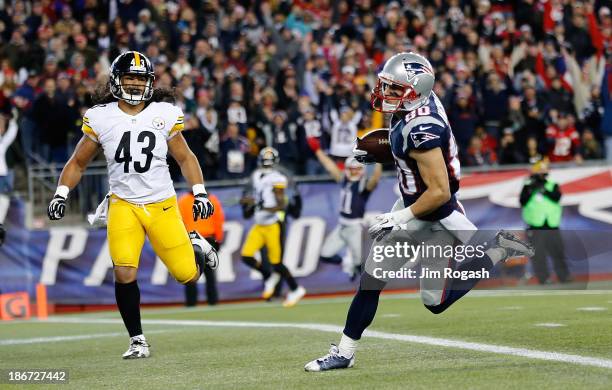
[
  {"left": 305, "top": 344, "right": 355, "bottom": 372},
  {"left": 122, "top": 336, "right": 150, "bottom": 359},
  {"left": 283, "top": 286, "right": 306, "bottom": 307},
  {"left": 262, "top": 272, "right": 281, "bottom": 299}
]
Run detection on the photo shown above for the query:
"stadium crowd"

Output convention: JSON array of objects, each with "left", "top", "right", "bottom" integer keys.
[{"left": 0, "top": 0, "right": 611, "bottom": 185}]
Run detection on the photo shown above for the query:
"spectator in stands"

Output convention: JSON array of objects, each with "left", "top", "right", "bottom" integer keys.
[
  {"left": 545, "top": 111, "right": 582, "bottom": 163},
  {"left": 328, "top": 106, "right": 362, "bottom": 160},
  {"left": 449, "top": 92, "right": 478, "bottom": 153},
  {"left": 219, "top": 122, "right": 251, "bottom": 179},
  {"left": 581, "top": 128, "right": 604, "bottom": 160},
  {"left": 270, "top": 111, "right": 298, "bottom": 172},
  {"left": 481, "top": 72, "right": 510, "bottom": 137},
  {"left": 520, "top": 160, "right": 571, "bottom": 284},
  {"left": 525, "top": 136, "right": 543, "bottom": 164},
  {"left": 464, "top": 135, "right": 497, "bottom": 167},
  {"left": 33, "top": 78, "right": 78, "bottom": 163},
  {"left": 498, "top": 128, "right": 524, "bottom": 165},
  {"left": 299, "top": 106, "right": 325, "bottom": 175},
  {"left": 13, "top": 70, "right": 40, "bottom": 161},
  {"left": 0, "top": 112, "right": 18, "bottom": 247}
]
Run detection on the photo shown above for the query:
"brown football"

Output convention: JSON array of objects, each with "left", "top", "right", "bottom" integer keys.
[{"left": 355, "top": 128, "right": 394, "bottom": 163}]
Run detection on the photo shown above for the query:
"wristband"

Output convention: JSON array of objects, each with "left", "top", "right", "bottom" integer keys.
[
  {"left": 192, "top": 184, "right": 207, "bottom": 195},
  {"left": 393, "top": 207, "right": 415, "bottom": 224},
  {"left": 55, "top": 185, "right": 69, "bottom": 198}
]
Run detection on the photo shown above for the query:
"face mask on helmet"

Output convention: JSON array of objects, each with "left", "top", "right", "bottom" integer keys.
[
  {"left": 109, "top": 51, "right": 155, "bottom": 105},
  {"left": 344, "top": 157, "right": 364, "bottom": 181},
  {"left": 258, "top": 147, "right": 279, "bottom": 168},
  {"left": 370, "top": 79, "right": 421, "bottom": 114},
  {"left": 110, "top": 73, "right": 154, "bottom": 105}
]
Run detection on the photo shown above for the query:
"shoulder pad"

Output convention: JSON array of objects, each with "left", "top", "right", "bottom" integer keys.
[{"left": 403, "top": 123, "right": 445, "bottom": 150}]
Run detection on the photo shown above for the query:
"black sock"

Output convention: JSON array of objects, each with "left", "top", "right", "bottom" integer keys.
[
  {"left": 342, "top": 273, "right": 385, "bottom": 340},
  {"left": 115, "top": 281, "right": 142, "bottom": 337},
  {"left": 273, "top": 263, "right": 298, "bottom": 290},
  {"left": 320, "top": 255, "right": 342, "bottom": 264},
  {"left": 242, "top": 256, "right": 271, "bottom": 279},
  {"left": 425, "top": 254, "right": 494, "bottom": 314}
]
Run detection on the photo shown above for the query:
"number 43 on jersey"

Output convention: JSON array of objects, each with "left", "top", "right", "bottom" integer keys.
[{"left": 114, "top": 131, "right": 156, "bottom": 173}]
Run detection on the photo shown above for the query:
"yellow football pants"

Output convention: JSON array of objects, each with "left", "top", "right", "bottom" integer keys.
[
  {"left": 240, "top": 222, "right": 283, "bottom": 264},
  {"left": 107, "top": 195, "right": 197, "bottom": 284}
]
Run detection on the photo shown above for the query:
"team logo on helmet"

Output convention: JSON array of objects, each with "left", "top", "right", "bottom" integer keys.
[{"left": 403, "top": 61, "right": 433, "bottom": 80}]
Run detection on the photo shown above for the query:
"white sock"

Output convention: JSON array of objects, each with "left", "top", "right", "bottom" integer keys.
[
  {"left": 131, "top": 334, "right": 145, "bottom": 341},
  {"left": 486, "top": 247, "right": 507, "bottom": 265},
  {"left": 0, "top": 194, "right": 9, "bottom": 224},
  {"left": 338, "top": 334, "right": 358, "bottom": 358}
]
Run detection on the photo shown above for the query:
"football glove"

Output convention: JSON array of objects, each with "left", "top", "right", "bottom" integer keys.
[
  {"left": 193, "top": 193, "right": 214, "bottom": 221},
  {"left": 48, "top": 194, "right": 67, "bottom": 220},
  {"left": 189, "top": 231, "right": 219, "bottom": 270},
  {"left": 368, "top": 208, "right": 415, "bottom": 241},
  {"left": 352, "top": 147, "right": 377, "bottom": 165}
]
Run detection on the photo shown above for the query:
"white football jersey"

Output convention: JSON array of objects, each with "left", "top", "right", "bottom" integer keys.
[
  {"left": 251, "top": 168, "right": 287, "bottom": 225},
  {"left": 82, "top": 101, "right": 185, "bottom": 204},
  {"left": 329, "top": 109, "right": 362, "bottom": 157}
]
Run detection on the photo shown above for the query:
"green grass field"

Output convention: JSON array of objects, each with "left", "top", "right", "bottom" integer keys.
[{"left": 1, "top": 290, "right": 612, "bottom": 389}]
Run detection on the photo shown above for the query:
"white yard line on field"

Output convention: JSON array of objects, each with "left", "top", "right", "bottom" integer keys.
[
  {"left": 534, "top": 323, "right": 566, "bottom": 328},
  {"left": 37, "top": 317, "right": 612, "bottom": 370},
  {"left": 576, "top": 307, "right": 607, "bottom": 311},
  {"left": 0, "top": 329, "right": 168, "bottom": 346}
]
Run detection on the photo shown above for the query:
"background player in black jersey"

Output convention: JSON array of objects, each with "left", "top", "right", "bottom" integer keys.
[
  {"left": 305, "top": 52, "right": 534, "bottom": 372},
  {"left": 308, "top": 137, "right": 382, "bottom": 279}
]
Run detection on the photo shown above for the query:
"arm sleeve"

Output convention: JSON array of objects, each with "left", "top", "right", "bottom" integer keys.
[
  {"left": 81, "top": 111, "right": 100, "bottom": 143},
  {"left": 0, "top": 118, "right": 18, "bottom": 149},
  {"left": 168, "top": 107, "right": 185, "bottom": 139},
  {"left": 543, "top": 183, "right": 562, "bottom": 202},
  {"left": 519, "top": 183, "right": 533, "bottom": 206},
  {"left": 350, "top": 110, "right": 363, "bottom": 126},
  {"left": 272, "top": 177, "right": 288, "bottom": 189},
  {"left": 405, "top": 123, "right": 444, "bottom": 151}
]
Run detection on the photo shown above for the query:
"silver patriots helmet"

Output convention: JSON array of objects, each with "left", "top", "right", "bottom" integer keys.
[{"left": 370, "top": 52, "right": 435, "bottom": 113}]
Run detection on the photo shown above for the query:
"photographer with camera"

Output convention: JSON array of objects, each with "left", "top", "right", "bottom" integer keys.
[{"left": 520, "top": 160, "right": 571, "bottom": 284}]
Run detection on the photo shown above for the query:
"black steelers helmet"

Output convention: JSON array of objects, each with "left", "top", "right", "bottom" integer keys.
[{"left": 109, "top": 51, "right": 155, "bottom": 105}]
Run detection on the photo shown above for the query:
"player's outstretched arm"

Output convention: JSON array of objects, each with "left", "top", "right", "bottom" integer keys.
[
  {"left": 168, "top": 133, "right": 214, "bottom": 220},
  {"left": 366, "top": 163, "right": 383, "bottom": 191},
  {"left": 314, "top": 149, "right": 343, "bottom": 182},
  {"left": 48, "top": 135, "right": 99, "bottom": 220},
  {"left": 305, "top": 135, "right": 343, "bottom": 182}
]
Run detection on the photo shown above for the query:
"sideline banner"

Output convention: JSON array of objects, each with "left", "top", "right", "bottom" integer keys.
[{"left": 1, "top": 166, "right": 611, "bottom": 304}]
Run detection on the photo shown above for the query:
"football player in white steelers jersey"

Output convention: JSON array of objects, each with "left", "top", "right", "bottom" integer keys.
[
  {"left": 305, "top": 52, "right": 534, "bottom": 371},
  {"left": 47, "top": 51, "right": 218, "bottom": 359},
  {"left": 240, "top": 147, "right": 306, "bottom": 307}
]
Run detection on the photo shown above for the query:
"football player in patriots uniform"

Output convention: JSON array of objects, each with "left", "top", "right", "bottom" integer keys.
[
  {"left": 305, "top": 52, "right": 534, "bottom": 371},
  {"left": 308, "top": 137, "right": 382, "bottom": 279},
  {"left": 47, "top": 51, "right": 218, "bottom": 359}
]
